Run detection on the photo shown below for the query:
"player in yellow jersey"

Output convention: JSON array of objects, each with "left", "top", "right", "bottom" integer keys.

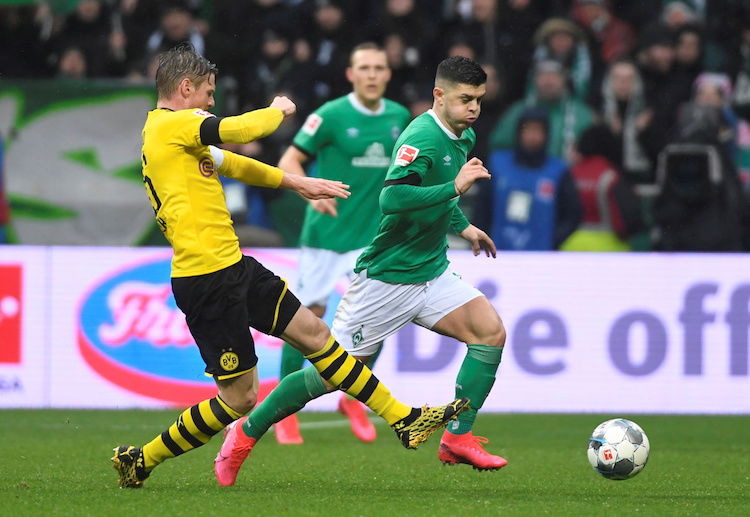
[{"left": 111, "top": 43, "right": 469, "bottom": 489}]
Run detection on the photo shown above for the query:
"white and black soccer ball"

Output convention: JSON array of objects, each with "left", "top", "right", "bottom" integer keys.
[{"left": 587, "top": 418, "right": 650, "bottom": 480}]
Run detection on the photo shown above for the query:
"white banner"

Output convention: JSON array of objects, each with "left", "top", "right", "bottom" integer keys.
[{"left": 0, "top": 245, "right": 748, "bottom": 414}]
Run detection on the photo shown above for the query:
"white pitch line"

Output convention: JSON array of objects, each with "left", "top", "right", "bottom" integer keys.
[{"left": 276, "top": 416, "right": 384, "bottom": 432}]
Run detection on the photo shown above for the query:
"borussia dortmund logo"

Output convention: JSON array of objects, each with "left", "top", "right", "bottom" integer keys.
[
  {"left": 352, "top": 328, "right": 364, "bottom": 347},
  {"left": 220, "top": 351, "right": 240, "bottom": 371}
]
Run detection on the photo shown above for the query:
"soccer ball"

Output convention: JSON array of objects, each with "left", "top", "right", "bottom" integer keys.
[{"left": 587, "top": 418, "right": 649, "bottom": 480}]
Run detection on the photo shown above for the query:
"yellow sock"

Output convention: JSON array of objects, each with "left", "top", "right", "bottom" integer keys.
[
  {"left": 142, "top": 396, "right": 242, "bottom": 471},
  {"left": 306, "top": 337, "right": 411, "bottom": 425}
]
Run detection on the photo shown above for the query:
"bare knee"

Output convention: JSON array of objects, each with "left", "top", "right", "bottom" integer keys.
[
  {"left": 479, "top": 316, "right": 506, "bottom": 349},
  {"left": 221, "top": 388, "right": 257, "bottom": 415}
]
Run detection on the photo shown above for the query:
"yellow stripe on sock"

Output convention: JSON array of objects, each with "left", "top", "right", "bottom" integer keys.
[
  {"left": 167, "top": 423, "right": 194, "bottom": 451},
  {"left": 215, "top": 395, "right": 243, "bottom": 420},
  {"left": 305, "top": 335, "right": 336, "bottom": 360},
  {"left": 197, "top": 399, "right": 225, "bottom": 433},
  {"left": 181, "top": 407, "right": 213, "bottom": 442}
]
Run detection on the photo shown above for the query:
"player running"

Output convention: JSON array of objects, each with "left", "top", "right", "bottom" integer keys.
[
  {"left": 111, "top": 43, "right": 468, "bottom": 488},
  {"left": 216, "top": 56, "right": 508, "bottom": 486},
  {"left": 272, "top": 42, "right": 410, "bottom": 444}
]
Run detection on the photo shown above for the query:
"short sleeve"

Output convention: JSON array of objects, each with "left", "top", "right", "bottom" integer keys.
[
  {"left": 293, "top": 105, "right": 332, "bottom": 155},
  {"left": 173, "top": 109, "right": 216, "bottom": 148}
]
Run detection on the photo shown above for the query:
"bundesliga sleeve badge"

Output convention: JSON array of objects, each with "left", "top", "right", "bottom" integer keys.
[
  {"left": 192, "top": 109, "right": 214, "bottom": 118},
  {"left": 302, "top": 113, "right": 323, "bottom": 136},
  {"left": 394, "top": 144, "right": 420, "bottom": 167}
]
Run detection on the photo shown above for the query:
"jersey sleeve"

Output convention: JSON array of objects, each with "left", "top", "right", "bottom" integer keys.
[
  {"left": 384, "top": 130, "right": 437, "bottom": 184},
  {"left": 292, "top": 105, "right": 332, "bottom": 155},
  {"left": 172, "top": 109, "right": 217, "bottom": 148}
]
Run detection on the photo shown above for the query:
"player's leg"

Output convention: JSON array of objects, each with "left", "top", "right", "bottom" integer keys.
[
  {"left": 113, "top": 261, "right": 257, "bottom": 488},
  {"left": 275, "top": 246, "right": 349, "bottom": 443},
  {"left": 216, "top": 268, "right": 468, "bottom": 485},
  {"left": 337, "top": 344, "right": 381, "bottom": 442},
  {"left": 415, "top": 270, "right": 508, "bottom": 470},
  {"left": 274, "top": 304, "right": 324, "bottom": 444}
]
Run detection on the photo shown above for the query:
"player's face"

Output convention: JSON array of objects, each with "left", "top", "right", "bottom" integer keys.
[
  {"left": 189, "top": 73, "right": 216, "bottom": 111},
  {"left": 434, "top": 82, "right": 485, "bottom": 135},
  {"left": 347, "top": 49, "right": 391, "bottom": 105}
]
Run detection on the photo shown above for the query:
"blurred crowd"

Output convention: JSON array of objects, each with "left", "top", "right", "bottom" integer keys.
[{"left": 2, "top": 0, "right": 750, "bottom": 251}]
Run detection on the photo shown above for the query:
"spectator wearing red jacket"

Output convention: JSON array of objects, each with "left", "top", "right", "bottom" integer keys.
[{"left": 562, "top": 124, "right": 645, "bottom": 251}]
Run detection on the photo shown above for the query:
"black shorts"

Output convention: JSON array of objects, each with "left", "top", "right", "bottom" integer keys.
[{"left": 171, "top": 255, "right": 301, "bottom": 380}]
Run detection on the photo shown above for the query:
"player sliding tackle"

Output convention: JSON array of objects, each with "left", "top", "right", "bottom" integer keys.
[
  {"left": 215, "top": 56, "right": 508, "bottom": 487},
  {"left": 111, "top": 43, "right": 468, "bottom": 489}
]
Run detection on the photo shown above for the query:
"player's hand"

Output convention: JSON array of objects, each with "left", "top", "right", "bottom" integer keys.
[
  {"left": 269, "top": 96, "right": 296, "bottom": 118},
  {"left": 459, "top": 224, "right": 497, "bottom": 258},
  {"left": 454, "top": 157, "right": 491, "bottom": 195},
  {"left": 285, "top": 174, "right": 350, "bottom": 200},
  {"left": 310, "top": 198, "right": 339, "bottom": 217}
]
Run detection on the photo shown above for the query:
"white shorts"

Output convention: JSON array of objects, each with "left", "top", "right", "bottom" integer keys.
[
  {"left": 296, "top": 246, "right": 364, "bottom": 307},
  {"left": 331, "top": 267, "right": 483, "bottom": 356}
]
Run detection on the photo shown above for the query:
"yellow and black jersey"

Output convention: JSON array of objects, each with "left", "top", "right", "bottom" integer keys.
[{"left": 141, "top": 107, "right": 285, "bottom": 277}]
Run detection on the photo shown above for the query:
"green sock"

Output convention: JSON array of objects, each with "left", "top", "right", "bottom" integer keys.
[
  {"left": 448, "top": 344, "right": 503, "bottom": 435},
  {"left": 242, "top": 366, "right": 327, "bottom": 440},
  {"left": 279, "top": 342, "right": 306, "bottom": 380}
]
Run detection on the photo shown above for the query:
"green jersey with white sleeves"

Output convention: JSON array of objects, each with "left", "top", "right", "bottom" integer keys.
[
  {"left": 293, "top": 93, "right": 410, "bottom": 251},
  {"left": 354, "top": 109, "right": 476, "bottom": 284}
]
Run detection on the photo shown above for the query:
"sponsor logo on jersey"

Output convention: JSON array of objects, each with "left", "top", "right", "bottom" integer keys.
[
  {"left": 193, "top": 109, "right": 213, "bottom": 118},
  {"left": 346, "top": 127, "right": 360, "bottom": 138},
  {"left": 77, "top": 255, "right": 287, "bottom": 405},
  {"left": 199, "top": 157, "right": 215, "bottom": 177},
  {"left": 0, "top": 265, "right": 22, "bottom": 364},
  {"left": 537, "top": 178, "right": 556, "bottom": 201},
  {"left": 394, "top": 144, "right": 419, "bottom": 167},
  {"left": 302, "top": 113, "right": 323, "bottom": 136},
  {"left": 443, "top": 155, "right": 452, "bottom": 166},
  {"left": 352, "top": 142, "right": 391, "bottom": 168}
]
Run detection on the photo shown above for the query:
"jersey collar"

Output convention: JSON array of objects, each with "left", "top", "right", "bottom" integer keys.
[
  {"left": 427, "top": 109, "right": 464, "bottom": 140},
  {"left": 348, "top": 92, "right": 385, "bottom": 116}
]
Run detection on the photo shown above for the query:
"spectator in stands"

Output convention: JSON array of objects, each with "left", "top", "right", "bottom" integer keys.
[
  {"left": 598, "top": 59, "right": 652, "bottom": 184},
  {"left": 732, "top": 18, "right": 750, "bottom": 193},
  {"left": 562, "top": 124, "right": 645, "bottom": 251},
  {"left": 661, "top": 0, "right": 702, "bottom": 32},
  {"left": 56, "top": 46, "right": 88, "bottom": 79},
  {"left": 531, "top": 17, "right": 592, "bottom": 100},
  {"left": 487, "top": 108, "right": 582, "bottom": 250},
  {"left": 636, "top": 24, "right": 691, "bottom": 169},
  {"left": 55, "top": 0, "right": 118, "bottom": 77},
  {"left": 652, "top": 103, "right": 750, "bottom": 251},
  {"left": 382, "top": 32, "right": 430, "bottom": 107},
  {"left": 303, "top": 0, "right": 354, "bottom": 104},
  {"left": 242, "top": 28, "right": 297, "bottom": 110},
  {"left": 490, "top": 59, "right": 595, "bottom": 162},
  {"left": 693, "top": 72, "right": 739, "bottom": 162},
  {"left": 673, "top": 24, "right": 704, "bottom": 90},
  {"left": 0, "top": 3, "right": 55, "bottom": 77},
  {"left": 146, "top": 5, "right": 205, "bottom": 56},
  {"left": 571, "top": 0, "right": 635, "bottom": 96}
]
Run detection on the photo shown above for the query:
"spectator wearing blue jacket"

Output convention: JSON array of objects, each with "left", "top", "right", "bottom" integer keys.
[{"left": 487, "top": 108, "right": 582, "bottom": 250}]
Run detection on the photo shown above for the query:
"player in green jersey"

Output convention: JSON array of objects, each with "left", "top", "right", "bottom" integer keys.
[
  {"left": 215, "top": 56, "right": 507, "bottom": 479},
  {"left": 270, "top": 42, "right": 410, "bottom": 444}
]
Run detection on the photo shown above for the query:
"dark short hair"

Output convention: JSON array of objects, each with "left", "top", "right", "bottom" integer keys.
[
  {"left": 436, "top": 56, "right": 487, "bottom": 87},
  {"left": 155, "top": 43, "right": 218, "bottom": 99},
  {"left": 349, "top": 41, "right": 385, "bottom": 65}
]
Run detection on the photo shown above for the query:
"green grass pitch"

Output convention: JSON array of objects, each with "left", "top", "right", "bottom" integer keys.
[{"left": 1, "top": 410, "right": 748, "bottom": 516}]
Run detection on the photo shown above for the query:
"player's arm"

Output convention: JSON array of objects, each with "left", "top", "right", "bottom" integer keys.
[
  {"left": 380, "top": 156, "right": 490, "bottom": 214},
  {"left": 455, "top": 207, "right": 496, "bottom": 258},
  {"left": 278, "top": 145, "right": 310, "bottom": 177},
  {"left": 199, "top": 96, "right": 295, "bottom": 145},
  {"left": 212, "top": 147, "right": 349, "bottom": 200}
]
